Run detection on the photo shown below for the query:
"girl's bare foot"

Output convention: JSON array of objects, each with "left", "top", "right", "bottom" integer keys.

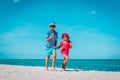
[
  {"left": 62, "top": 64, "right": 66, "bottom": 71},
  {"left": 62, "top": 67, "right": 66, "bottom": 71}
]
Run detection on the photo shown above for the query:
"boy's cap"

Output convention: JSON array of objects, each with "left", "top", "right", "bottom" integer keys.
[
  {"left": 62, "top": 33, "right": 70, "bottom": 38},
  {"left": 49, "top": 22, "right": 56, "bottom": 27}
]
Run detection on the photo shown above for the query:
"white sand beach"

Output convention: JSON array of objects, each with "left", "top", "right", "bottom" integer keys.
[{"left": 0, "top": 64, "right": 120, "bottom": 80}]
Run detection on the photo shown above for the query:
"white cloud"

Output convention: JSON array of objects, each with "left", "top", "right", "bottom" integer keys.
[
  {"left": 56, "top": 25, "right": 120, "bottom": 59},
  {"left": 0, "top": 24, "right": 47, "bottom": 59},
  {"left": 0, "top": 24, "right": 46, "bottom": 42},
  {"left": 13, "top": 0, "right": 19, "bottom": 3},
  {"left": 0, "top": 24, "right": 120, "bottom": 59},
  {"left": 91, "top": 10, "right": 96, "bottom": 15}
]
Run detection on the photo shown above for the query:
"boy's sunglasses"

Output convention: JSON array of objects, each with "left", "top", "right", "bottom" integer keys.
[{"left": 49, "top": 25, "right": 55, "bottom": 27}]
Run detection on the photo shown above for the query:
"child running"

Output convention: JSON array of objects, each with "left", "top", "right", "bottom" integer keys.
[
  {"left": 57, "top": 33, "right": 72, "bottom": 71},
  {"left": 45, "top": 22, "right": 58, "bottom": 71}
]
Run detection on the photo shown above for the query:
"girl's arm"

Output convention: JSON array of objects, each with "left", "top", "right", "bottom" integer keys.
[
  {"left": 56, "top": 45, "right": 61, "bottom": 49},
  {"left": 69, "top": 42, "right": 72, "bottom": 48},
  {"left": 54, "top": 45, "right": 61, "bottom": 49}
]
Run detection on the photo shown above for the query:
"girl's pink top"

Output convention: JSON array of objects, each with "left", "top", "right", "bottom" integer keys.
[{"left": 60, "top": 41, "right": 71, "bottom": 56}]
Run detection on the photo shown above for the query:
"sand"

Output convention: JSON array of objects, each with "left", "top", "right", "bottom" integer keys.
[{"left": 0, "top": 64, "right": 120, "bottom": 80}]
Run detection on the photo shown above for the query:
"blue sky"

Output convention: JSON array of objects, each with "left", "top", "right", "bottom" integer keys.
[{"left": 0, "top": 0, "right": 120, "bottom": 59}]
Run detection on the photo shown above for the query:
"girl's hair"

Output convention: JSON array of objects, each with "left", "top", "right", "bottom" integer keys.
[{"left": 62, "top": 33, "right": 70, "bottom": 39}]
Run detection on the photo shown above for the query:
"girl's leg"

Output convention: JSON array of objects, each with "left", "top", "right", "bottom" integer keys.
[
  {"left": 62, "top": 55, "right": 69, "bottom": 70},
  {"left": 46, "top": 56, "right": 50, "bottom": 71},
  {"left": 62, "top": 58, "right": 66, "bottom": 70}
]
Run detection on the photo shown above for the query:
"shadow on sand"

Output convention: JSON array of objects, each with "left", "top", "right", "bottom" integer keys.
[{"left": 54, "top": 69, "right": 80, "bottom": 72}]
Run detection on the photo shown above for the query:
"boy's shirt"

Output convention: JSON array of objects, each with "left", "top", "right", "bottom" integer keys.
[{"left": 45, "top": 30, "right": 58, "bottom": 48}]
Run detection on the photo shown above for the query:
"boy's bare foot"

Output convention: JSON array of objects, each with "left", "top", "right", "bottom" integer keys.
[
  {"left": 46, "top": 68, "right": 49, "bottom": 71},
  {"left": 46, "top": 69, "right": 49, "bottom": 71}
]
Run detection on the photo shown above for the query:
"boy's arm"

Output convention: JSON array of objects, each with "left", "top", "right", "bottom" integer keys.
[
  {"left": 46, "top": 35, "right": 53, "bottom": 41},
  {"left": 46, "top": 32, "right": 54, "bottom": 42},
  {"left": 54, "top": 40, "right": 57, "bottom": 46},
  {"left": 55, "top": 42, "right": 62, "bottom": 49},
  {"left": 54, "top": 40, "right": 57, "bottom": 49}
]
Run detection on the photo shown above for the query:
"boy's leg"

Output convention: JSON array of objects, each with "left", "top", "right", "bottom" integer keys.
[
  {"left": 52, "top": 52, "right": 56, "bottom": 70},
  {"left": 46, "top": 56, "right": 50, "bottom": 71}
]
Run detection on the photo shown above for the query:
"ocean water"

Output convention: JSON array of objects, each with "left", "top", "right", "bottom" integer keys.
[{"left": 0, "top": 59, "right": 120, "bottom": 72}]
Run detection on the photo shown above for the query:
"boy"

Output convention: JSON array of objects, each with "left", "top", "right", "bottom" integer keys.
[{"left": 45, "top": 22, "right": 58, "bottom": 71}]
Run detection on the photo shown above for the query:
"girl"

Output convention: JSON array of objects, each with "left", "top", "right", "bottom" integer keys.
[{"left": 57, "top": 33, "right": 72, "bottom": 71}]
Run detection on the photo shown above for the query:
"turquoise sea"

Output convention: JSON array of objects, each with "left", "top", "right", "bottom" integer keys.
[{"left": 0, "top": 59, "right": 120, "bottom": 72}]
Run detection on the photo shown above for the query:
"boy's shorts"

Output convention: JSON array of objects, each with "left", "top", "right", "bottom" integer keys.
[{"left": 45, "top": 47, "right": 56, "bottom": 56}]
